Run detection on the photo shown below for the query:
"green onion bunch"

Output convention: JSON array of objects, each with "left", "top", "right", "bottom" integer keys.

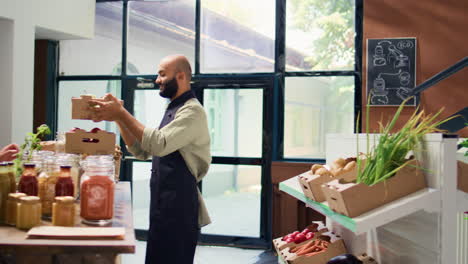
[{"left": 357, "top": 98, "right": 454, "bottom": 186}]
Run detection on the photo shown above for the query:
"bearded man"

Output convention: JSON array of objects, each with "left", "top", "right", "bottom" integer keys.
[{"left": 90, "top": 55, "right": 211, "bottom": 264}]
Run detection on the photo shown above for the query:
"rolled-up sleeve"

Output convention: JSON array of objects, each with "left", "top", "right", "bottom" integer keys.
[
  {"left": 140, "top": 104, "right": 204, "bottom": 157},
  {"left": 127, "top": 140, "right": 150, "bottom": 160}
]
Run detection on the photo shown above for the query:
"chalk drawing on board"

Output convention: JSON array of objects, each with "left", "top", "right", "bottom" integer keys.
[
  {"left": 388, "top": 44, "right": 410, "bottom": 69},
  {"left": 397, "top": 40, "right": 414, "bottom": 49},
  {"left": 373, "top": 40, "right": 391, "bottom": 66},
  {"left": 369, "top": 70, "right": 414, "bottom": 105},
  {"left": 367, "top": 38, "right": 417, "bottom": 106}
]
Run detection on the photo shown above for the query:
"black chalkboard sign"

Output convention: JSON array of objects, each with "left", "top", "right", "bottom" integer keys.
[{"left": 366, "top": 38, "right": 417, "bottom": 106}]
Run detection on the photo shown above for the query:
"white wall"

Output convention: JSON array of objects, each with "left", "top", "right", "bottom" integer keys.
[
  {"left": 0, "top": 0, "right": 95, "bottom": 147},
  {"left": 0, "top": 18, "right": 13, "bottom": 147}
]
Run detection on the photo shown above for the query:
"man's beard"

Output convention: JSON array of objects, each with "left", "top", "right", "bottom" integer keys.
[{"left": 159, "top": 77, "right": 179, "bottom": 99}]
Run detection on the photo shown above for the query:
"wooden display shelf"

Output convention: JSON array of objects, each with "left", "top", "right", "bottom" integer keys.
[{"left": 279, "top": 176, "right": 440, "bottom": 234}]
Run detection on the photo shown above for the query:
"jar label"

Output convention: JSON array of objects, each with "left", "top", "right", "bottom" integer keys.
[{"left": 87, "top": 184, "right": 108, "bottom": 212}]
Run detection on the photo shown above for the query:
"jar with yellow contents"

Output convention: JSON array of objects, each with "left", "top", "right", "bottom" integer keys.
[
  {"left": 38, "top": 158, "right": 59, "bottom": 218},
  {"left": 52, "top": 196, "right": 75, "bottom": 227},
  {"left": 16, "top": 196, "right": 42, "bottom": 230},
  {"left": 5, "top": 192, "right": 26, "bottom": 226},
  {"left": 0, "top": 162, "right": 11, "bottom": 224},
  {"left": 6, "top": 162, "right": 16, "bottom": 193}
]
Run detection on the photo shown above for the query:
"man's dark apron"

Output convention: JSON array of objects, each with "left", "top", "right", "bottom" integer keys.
[{"left": 145, "top": 91, "right": 199, "bottom": 264}]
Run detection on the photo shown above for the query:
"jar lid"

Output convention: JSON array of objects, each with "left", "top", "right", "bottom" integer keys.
[
  {"left": 60, "top": 165, "right": 72, "bottom": 169},
  {"left": 23, "top": 163, "right": 36, "bottom": 168},
  {"left": 55, "top": 196, "right": 75, "bottom": 204},
  {"left": 7, "top": 162, "right": 14, "bottom": 166},
  {"left": 8, "top": 193, "right": 27, "bottom": 200},
  {"left": 20, "top": 196, "right": 40, "bottom": 203},
  {"left": 0, "top": 162, "right": 7, "bottom": 167}
]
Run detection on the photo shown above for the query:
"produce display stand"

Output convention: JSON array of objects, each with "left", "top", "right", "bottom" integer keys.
[
  {"left": 279, "top": 134, "right": 463, "bottom": 264},
  {"left": 0, "top": 182, "right": 136, "bottom": 264}
]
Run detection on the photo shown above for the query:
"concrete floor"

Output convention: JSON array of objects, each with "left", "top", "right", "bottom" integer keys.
[{"left": 121, "top": 240, "right": 278, "bottom": 264}]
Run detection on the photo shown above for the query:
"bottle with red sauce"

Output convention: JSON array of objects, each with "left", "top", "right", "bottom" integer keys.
[
  {"left": 80, "top": 161, "right": 115, "bottom": 226},
  {"left": 18, "top": 163, "right": 38, "bottom": 196},
  {"left": 55, "top": 165, "right": 74, "bottom": 197}
]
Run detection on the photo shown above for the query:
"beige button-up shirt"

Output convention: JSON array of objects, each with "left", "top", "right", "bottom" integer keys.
[{"left": 127, "top": 97, "right": 212, "bottom": 227}]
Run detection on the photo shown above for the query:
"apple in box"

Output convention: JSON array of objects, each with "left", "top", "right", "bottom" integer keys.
[{"left": 282, "top": 228, "right": 316, "bottom": 244}]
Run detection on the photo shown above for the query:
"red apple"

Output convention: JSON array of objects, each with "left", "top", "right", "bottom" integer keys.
[
  {"left": 90, "top": 127, "right": 101, "bottom": 133},
  {"left": 306, "top": 232, "right": 315, "bottom": 240},
  {"left": 294, "top": 233, "right": 306, "bottom": 243}
]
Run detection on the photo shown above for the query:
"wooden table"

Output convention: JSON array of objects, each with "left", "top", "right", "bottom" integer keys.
[{"left": 0, "top": 182, "right": 136, "bottom": 264}]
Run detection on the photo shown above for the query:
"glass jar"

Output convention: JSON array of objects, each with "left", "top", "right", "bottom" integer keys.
[
  {"left": 5, "top": 192, "right": 26, "bottom": 226},
  {"left": 17, "top": 196, "right": 42, "bottom": 230},
  {"left": 83, "top": 155, "right": 115, "bottom": 176},
  {"left": 55, "top": 132, "right": 66, "bottom": 153},
  {"left": 29, "top": 151, "right": 42, "bottom": 173},
  {"left": 18, "top": 164, "right": 38, "bottom": 196},
  {"left": 0, "top": 163, "right": 11, "bottom": 223},
  {"left": 6, "top": 162, "right": 16, "bottom": 193},
  {"left": 80, "top": 162, "right": 115, "bottom": 226},
  {"left": 52, "top": 196, "right": 75, "bottom": 227},
  {"left": 57, "top": 154, "right": 80, "bottom": 200},
  {"left": 55, "top": 165, "right": 74, "bottom": 197},
  {"left": 38, "top": 158, "right": 59, "bottom": 218}
]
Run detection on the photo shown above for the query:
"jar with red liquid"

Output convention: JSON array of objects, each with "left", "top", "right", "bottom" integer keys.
[
  {"left": 18, "top": 164, "right": 38, "bottom": 196},
  {"left": 55, "top": 165, "right": 74, "bottom": 197},
  {"left": 80, "top": 161, "right": 114, "bottom": 226}
]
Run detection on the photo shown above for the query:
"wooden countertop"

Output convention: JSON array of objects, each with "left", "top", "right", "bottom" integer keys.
[{"left": 0, "top": 182, "right": 136, "bottom": 255}]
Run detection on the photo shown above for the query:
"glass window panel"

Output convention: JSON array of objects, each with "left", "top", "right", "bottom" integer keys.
[
  {"left": 203, "top": 89, "right": 263, "bottom": 157},
  {"left": 201, "top": 0, "right": 275, "bottom": 73},
  {"left": 57, "top": 81, "right": 121, "bottom": 135},
  {"left": 286, "top": 0, "right": 355, "bottom": 71},
  {"left": 284, "top": 76, "right": 355, "bottom": 159},
  {"left": 132, "top": 161, "right": 152, "bottom": 230},
  {"left": 134, "top": 90, "right": 169, "bottom": 128},
  {"left": 202, "top": 164, "right": 261, "bottom": 238},
  {"left": 59, "top": 2, "right": 123, "bottom": 75},
  {"left": 127, "top": 0, "right": 195, "bottom": 75}
]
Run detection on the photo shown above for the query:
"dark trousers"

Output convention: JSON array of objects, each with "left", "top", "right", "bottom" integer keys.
[{"left": 145, "top": 219, "right": 199, "bottom": 264}]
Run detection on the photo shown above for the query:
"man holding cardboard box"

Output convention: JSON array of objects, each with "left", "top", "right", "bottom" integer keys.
[{"left": 89, "top": 55, "right": 211, "bottom": 264}]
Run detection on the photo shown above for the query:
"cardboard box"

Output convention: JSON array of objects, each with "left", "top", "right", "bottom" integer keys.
[
  {"left": 298, "top": 165, "right": 357, "bottom": 203},
  {"left": 65, "top": 129, "right": 116, "bottom": 155},
  {"left": 273, "top": 221, "right": 328, "bottom": 255},
  {"left": 458, "top": 161, "right": 468, "bottom": 193},
  {"left": 71, "top": 95, "right": 99, "bottom": 120},
  {"left": 321, "top": 159, "right": 427, "bottom": 218},
  {"left": 72, "top": 95, "right": 123, "bottom": 120},
  {"left": 279, "top": 231, "right": 347, "bottom": 264},
  {"left": 39, "top": 141, "right": 56, "bottom": 152}
]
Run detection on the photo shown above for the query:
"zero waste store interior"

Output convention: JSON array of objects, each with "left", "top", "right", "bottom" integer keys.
[
  {"left": 55, "top": 0, "right": 360, "bottom": 250},
  {"left": 1, "top": 0, "right": 467, "bottom": 263}
]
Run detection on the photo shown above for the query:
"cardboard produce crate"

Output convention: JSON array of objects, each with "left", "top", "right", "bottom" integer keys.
[
  {"left": 71, "top": 95, "right": 102, "bottom": 120},
  {"left": 298, "top": 162, "right": 357, "bottom": 203},
  {"left": 458, "top": 161, "right": 468, "bottom": 193},
  {"left": 65, "top": 129, "right": 116, "bottom": 155},
  {"left": 279, "top": 231, "right": 347, "bottom": 264},
  {"left": 39, "top": 141, "right": 56, "bottom": 152},
  {"left": 321, "top": 159, "right": 426, "bottom": 218},
  {"left": 273, "top": 221, "right": 328, "bottom": 255}
]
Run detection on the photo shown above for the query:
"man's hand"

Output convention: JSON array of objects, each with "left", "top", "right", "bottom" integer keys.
[
  {"left": 89, "top": 94, "right": 125, "bottom": 122},
  {"left": 0, "top": 144, "right": 20, "bottom": 162}
]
